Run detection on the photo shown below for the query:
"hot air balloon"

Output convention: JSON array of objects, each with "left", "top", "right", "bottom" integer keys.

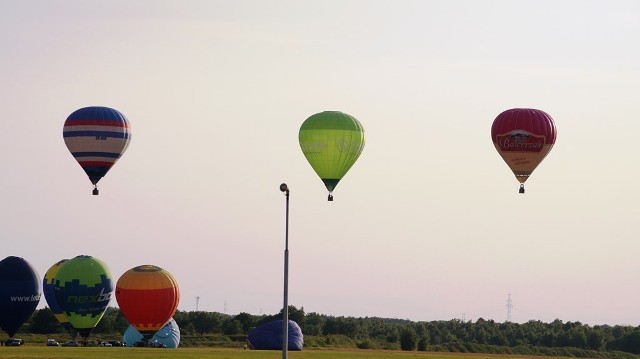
[
  {"left": 115, "top": 265, "right": 180, "bottom": 341},
  {"left": 52, "top": 255, "right": 113, "bottom": 339},
  {"left": 43, "top": 259, "right": 77, "bottom": 339},
  {"left": 123, "top": 318, "right": 180, "bottom": 348},
  {"left": 247, "top": 320, "right": 303, "bottom": 351},
  {"left": 0, "top": 256, "right": 41, "bottom": 339},
  {"left": 63, "top": 106, "right": 131, "bottom": 195},
  {"left": 299, "top": 111, "right": 365, "bottom": 201},
  {"left": 491, "top": 108, "right": 557, "bottom": 193}
]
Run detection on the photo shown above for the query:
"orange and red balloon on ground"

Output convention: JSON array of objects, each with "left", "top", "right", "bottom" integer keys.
[{"left": 115, "top": 265, "right": 179, "bottom": 340}]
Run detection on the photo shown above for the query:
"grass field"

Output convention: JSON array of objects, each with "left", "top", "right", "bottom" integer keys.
[{"left": 0, "top": 347, "right": 565, "bottom": 359}]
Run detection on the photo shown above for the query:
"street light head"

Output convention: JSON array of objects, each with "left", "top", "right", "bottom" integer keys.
[{"left": 280, "top": 183, "right": 288, "bottom": 192}]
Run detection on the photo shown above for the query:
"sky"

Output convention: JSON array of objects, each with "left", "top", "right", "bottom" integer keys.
[{"left": 1, "top": 1, "right": 640, "bottom": 326}]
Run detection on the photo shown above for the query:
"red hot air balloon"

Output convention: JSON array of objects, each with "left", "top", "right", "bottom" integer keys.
[
  {"left": 491, "top": 108, "right": 557, "bottom": 193},
  {"left": 115, "top": 265, "right": 179, "bottom": 341}
]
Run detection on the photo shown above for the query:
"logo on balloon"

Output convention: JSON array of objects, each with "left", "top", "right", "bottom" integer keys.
[
  {"left": 10, "top": 294, "right": 41, "bottom": 302},
  {"left": 66, "top": 288, "right": 111, "bottom": 304},
  {"left": 496, "top": 130, "right": 545, "bottom": 152}
]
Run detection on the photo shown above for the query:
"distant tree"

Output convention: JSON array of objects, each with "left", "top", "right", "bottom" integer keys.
[
  {"left": 622, "top": 329, "right": 640, "bottom": 354},
  {"left": 93, "top": 308, "right": 117, "bottom": 334},
  {"left": 587, "top": 330, "right": 605, "bottom": 350},
  {"left": 233, "top": 312, "right": 256, "bottom": 334},
  {"left": 400, "top": 326, "right": 417, "bottom": 351},
  {"left": 190, "top": 311, "right": 220, "bottom": 335},
  {"left": 29, "top": 308, "right": 61, "bottom": 334},
  {"left": 302, "top": 312, "right": 324, "bottom": 336},
  {"left": 288, "top": 306, "right": 305, "bottom": 326},
  {"left": 273, "top": 305, "right": 305, "bottom": 327},
  {"left": 568, "top": 326, "right": 587, "bottom": 349},
  {"left": 173, "top": 310, "right": 191, "bottom": 333},
  {"left": 417, "top": 335, "right": 429, "bottom": 351},
  {"left": 112, "top": 308, "right": 130, "bottom": 334},
  {"left": 223, "top": 319, "right": 243, "bottom": 335},
  {"left": 386, "top": 325, "right": 399, "bottom": 343}
]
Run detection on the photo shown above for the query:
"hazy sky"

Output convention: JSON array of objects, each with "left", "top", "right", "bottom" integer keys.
[{"left": 2, "top": 1, "right": 640, "bottom": 326}]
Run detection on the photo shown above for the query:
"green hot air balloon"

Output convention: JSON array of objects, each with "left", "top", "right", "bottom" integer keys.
[
  {"left": 299, "top": 111, "right": 365, "bottom": 201},
  {"left": 52, "top": 255, "right": 113, "bottom": 339}
]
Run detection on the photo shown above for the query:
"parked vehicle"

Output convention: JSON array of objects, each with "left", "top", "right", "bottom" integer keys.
[
  {"left": 133, "top": 340, "right": 166, "bottom": 348},
  {"left": 46, "top": 338, "right": 60, "bottom": 346},
  {"left": 149, "top": 341, "right": 167, "bottom": 348},
  {"left": 108, "top": 340, "right": 125, "bottom": 347},
  {"left": 61, "top": 340, "right": 79, "bottom": 347},
  {"left": 6, "top": 339, "right": 23, "bottom": 346}
]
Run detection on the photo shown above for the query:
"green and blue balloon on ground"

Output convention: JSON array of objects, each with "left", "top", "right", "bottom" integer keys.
[{"left": 50, "top": 255, "right": 113, "bottom": 338}]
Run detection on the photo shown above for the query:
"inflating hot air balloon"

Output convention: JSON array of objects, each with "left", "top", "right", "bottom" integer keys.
[
  {"left": 299, "top": 111, "right": 365, "bottom": 201},
  {"left": 115, "top": 265, "right": 180, "bottom": 342},
  {"left": 491, "top": 108, "right": 557, "bottom": 193},
  {"left": 63, "top": 106, "right": 131, "bottom": 195},
  {"left": 123, "top": 318, "right": 180, "bottom": 348},
  {"left": 0, "top": 256, "right": 41, "bottom": 339},
  {"left": 247, "top": 320, "right": 303, "bottom": 351},
  {"left": 52, "top": 255, "right": 113, "bottom": 339},
  {"left": 43, "top": 259, "right": 77, "bottom": 339}
]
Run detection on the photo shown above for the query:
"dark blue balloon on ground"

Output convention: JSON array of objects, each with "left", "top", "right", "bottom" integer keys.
[
  {"left": 247, "top": 320, "right": 303, "bottom": 351},
  {"left": 0, "top": 256, "right": 41, "bottom": 337}
]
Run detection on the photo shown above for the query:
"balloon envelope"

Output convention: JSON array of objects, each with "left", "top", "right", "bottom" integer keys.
[
  {"left": 0, "top": 256, "right": 41, "bottom": 338},
  {"left": 247, "top": 320, "right": 303, "bottom": 351},
  {"left": 491, "top": 108, "right": 557, "bottom": 191},
  {"left": 123, "top": 318, "right": 180, "bottom": 348},
  {"left": 43, "top": 259, "right": 77, "bottom": 338},
  {"left": 52, "top": 255, "right": 113, "bottom": 338},
  {"left": 299, "top": 111, "right": 365, "bottom": 200},
  {"left": 116, "top": 265, "right": 180, "bottom": 340},
  {"left": 63, "top": 106, "right": 131, "bottom": 194}
]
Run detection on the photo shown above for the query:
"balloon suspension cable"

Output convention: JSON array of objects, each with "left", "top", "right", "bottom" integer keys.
[
  {"left": 519, "top": 184, "right": 525, "bottom": 194},
  {"left": 328, "top": 193, "right": 333, "bottom": 201},
  {"left": 92, "top": 185, "right": 99, "bottom": 196}
]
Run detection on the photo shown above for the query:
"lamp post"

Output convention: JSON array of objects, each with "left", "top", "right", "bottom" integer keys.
[{"left": 279, "top": 183, "right": 290, "bottom": 359}]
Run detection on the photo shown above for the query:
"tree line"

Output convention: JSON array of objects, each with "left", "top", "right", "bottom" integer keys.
[{"left": 20, "top": 305, "right": 640, "bottom": 356}]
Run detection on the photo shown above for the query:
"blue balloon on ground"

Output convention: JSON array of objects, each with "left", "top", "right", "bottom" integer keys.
[
  {"left": 247, "top": 320, "right": 303, "bottom": 351},
  {"left": 0, "top": 256, "right": 41, "bottom": 338},
  {"left": 123, "top": 318, "right": 180, "bottom": 348}
]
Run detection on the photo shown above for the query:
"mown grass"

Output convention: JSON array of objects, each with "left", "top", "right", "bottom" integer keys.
[{"left": 0, "top": 346, "right": 570, "bottom": 359}]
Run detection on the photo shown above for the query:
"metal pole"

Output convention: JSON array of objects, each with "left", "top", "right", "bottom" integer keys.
[{"left": 280, "top": 183, "right": 290, "bottom": 359}]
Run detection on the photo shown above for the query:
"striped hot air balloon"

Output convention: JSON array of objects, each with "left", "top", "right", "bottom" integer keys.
[
  {"left": 63, "top": 106, "right": 131, "bottom": 195},
  {"left": 116, "top": 265, "right": 180, "bottom": 341}
]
